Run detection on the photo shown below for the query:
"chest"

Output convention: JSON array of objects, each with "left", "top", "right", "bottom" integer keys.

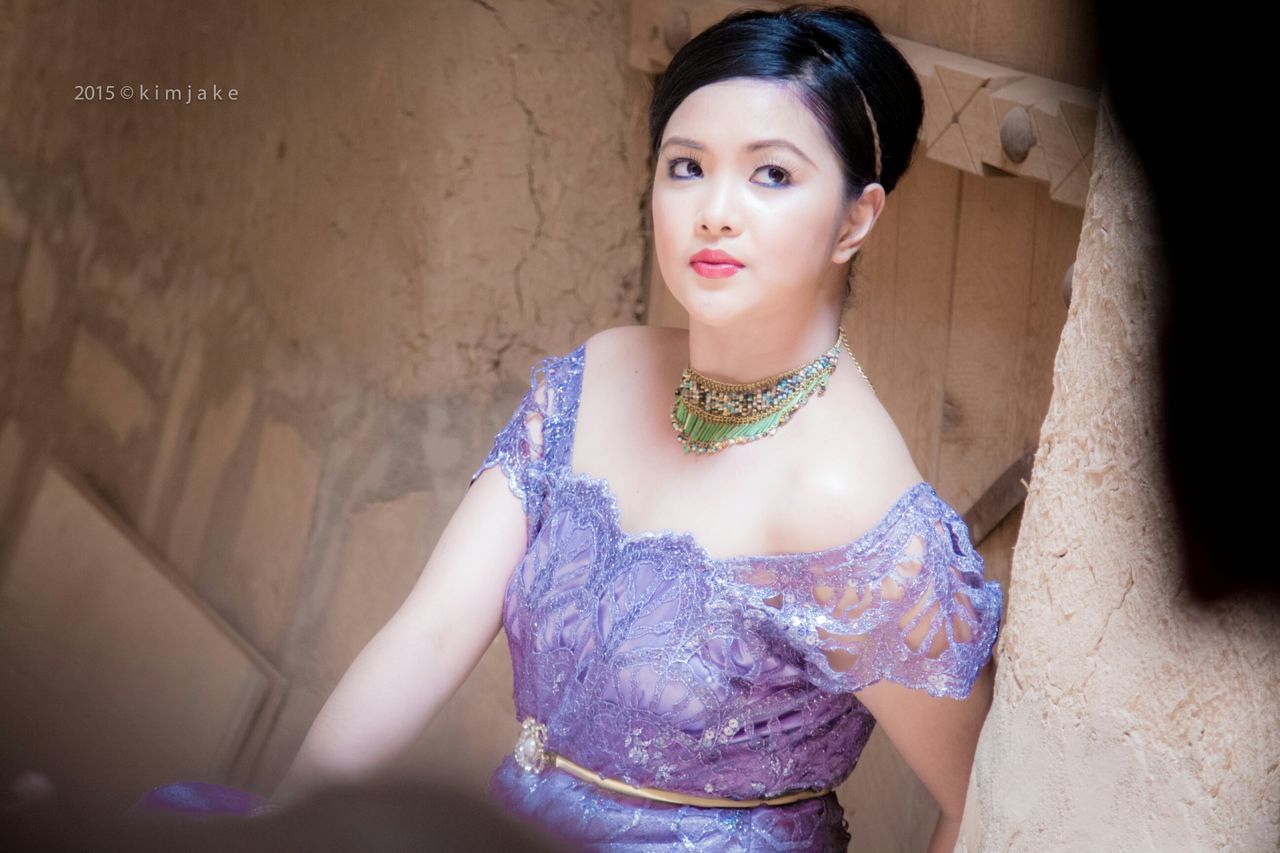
[{"left": 567, "top": 344, "right": 826, "bottom": 562}]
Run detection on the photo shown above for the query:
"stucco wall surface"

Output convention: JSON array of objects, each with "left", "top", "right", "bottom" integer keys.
[
  {"left": 959, "top": 88, "right": 1280, "bottom": 853},
  {"left": 0, "top": 0, "right": 650, "bottom": 796}
]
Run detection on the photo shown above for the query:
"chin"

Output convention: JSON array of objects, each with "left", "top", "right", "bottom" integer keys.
[{"left": 678, "top": 297, "right": 755, "bottom": 329}]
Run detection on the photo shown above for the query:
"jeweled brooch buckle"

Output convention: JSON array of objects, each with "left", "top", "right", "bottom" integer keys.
[{"left": 514, "top": 717, "right": 550, "bottom": 774}]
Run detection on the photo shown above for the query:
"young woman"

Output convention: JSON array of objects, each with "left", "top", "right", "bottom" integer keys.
[{"left": 137, "top": 6, "right": 1003, "bottom": 851}]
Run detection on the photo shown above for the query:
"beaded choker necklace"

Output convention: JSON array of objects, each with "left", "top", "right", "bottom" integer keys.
[{"left": 670, "top": 327, "right": 873, "bottom": 455}]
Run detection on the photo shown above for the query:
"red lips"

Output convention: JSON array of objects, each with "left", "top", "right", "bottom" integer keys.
[{"left": 690, "top": 248, "right": 743, "bottom": 267}]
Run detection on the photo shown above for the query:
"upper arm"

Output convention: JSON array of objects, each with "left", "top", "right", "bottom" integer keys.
[
  {"left": 385, "top": 352, "right": 564, "bottom": 673},
  {"left": 855, "top": 644, "right": 996, "bottom": 818},
  {"left": 389, "top": 461, "right": 528, "bottom": 657}
]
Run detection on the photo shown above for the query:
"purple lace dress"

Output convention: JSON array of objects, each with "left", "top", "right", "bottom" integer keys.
[{"left": 473, "top": 343, "right": 1004, "bottom": 851}]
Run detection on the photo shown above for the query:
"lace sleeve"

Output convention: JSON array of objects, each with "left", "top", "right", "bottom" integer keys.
[
  {"left": 722, "top": 484, "right": 1003, "bottom": 699},
  {"left": 466, "top": 352, "right": 567, "bottom": 536}
]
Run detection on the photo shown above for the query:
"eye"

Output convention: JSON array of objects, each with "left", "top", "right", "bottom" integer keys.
[
  {"left": 666, "top": 157, "right": 702, "bottom": 180},
  {"left": 752, "top": 163, "right": 793, "bottom": 187}
]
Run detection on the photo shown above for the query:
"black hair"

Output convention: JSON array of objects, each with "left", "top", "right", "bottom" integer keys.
[{"left": 647, "top": 4, "right": 925, "bottom": 309}]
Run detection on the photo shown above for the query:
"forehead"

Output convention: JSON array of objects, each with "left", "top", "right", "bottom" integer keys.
[{"left": 662, "top": 78, "right": 829, "bottom": 153}]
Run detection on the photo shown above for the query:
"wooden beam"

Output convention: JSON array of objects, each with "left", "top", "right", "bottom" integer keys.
[{"left": 963, "top": 450, "right": 1036, "bottom": 545}]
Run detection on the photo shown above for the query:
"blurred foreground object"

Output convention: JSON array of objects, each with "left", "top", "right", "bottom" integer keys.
[{"left": 1, "top": 773, "right": 571, "bottom": 852}]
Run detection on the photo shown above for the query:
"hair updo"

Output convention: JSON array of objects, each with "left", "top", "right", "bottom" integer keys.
[{"left": 648, "top": 4, "right": 925, "bottom": 308}]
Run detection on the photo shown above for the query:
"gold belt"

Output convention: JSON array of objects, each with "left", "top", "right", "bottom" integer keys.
[{"left": 512, "top": 717, "right": 833, "bottom": 809}]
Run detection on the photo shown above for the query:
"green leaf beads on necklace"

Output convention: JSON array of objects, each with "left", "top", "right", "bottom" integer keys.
[{"left": 670, "top": 327, "right": 874, "bottom": 455}]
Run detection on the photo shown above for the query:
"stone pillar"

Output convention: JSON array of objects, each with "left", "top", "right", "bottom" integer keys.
[{"left": 958, "top": 86, "right": 1280, "bottom": 852}]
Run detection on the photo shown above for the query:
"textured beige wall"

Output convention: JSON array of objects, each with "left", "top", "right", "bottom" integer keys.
[
  {"left": 0, "top": 0, "right": 649, "bottom": 799},
  {"left": 958, "top": 88, "right": 1280, "bottom": 852}
]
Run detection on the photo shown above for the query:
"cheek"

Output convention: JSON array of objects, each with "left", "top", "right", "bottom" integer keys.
[
  {"left": 651, "top": 187, "right": 678, "bottom": 227},
  {"left": 756, "top": 197, "right": 837, "bottom": 264},
  {"left": 651, "top": 191, "right": 684, "bottom": 253},
  {"left": 650, "top": 191, "right": 686, "bottom": 283}
]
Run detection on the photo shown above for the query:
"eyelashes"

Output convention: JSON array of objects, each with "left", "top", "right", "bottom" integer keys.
[{"left": 664, "top": 155, "right": 797, "bottom": 187}]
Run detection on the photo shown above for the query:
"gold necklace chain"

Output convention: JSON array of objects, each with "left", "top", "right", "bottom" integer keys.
[{"left": 670, "top": 327, "right": 874, "bottom": 455}]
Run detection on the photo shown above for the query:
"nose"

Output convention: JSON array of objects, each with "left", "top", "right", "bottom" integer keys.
[{"left": 696, "top": 174, "right": 742, "bottom": 235}]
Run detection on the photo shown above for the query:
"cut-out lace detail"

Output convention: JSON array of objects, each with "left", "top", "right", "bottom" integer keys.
[
  {"left": 468, "top": 350, "right": 576, "bottom": 545},
  {"left": 469, "top": 341, "right": 1004, "bottom": 851},
  {"left": 715, "top": 485, "right": 1003, "bottom": 698}
]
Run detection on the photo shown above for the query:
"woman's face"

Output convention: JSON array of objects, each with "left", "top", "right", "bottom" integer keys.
[{"left": 651, "top": 77, "right": 871, "bottom": 328}]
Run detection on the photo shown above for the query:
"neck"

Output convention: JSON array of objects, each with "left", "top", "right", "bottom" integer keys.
[{"left": 685, "top": 317, "right": 844, "bottom": 383}]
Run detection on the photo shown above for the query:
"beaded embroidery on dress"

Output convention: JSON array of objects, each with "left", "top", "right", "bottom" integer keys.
[{"left": 468, "top": 342, "right": 1004, "bottom": 852}]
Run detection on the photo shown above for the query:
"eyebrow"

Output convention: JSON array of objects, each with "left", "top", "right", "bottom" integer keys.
[{"left": 659, "top": 136, "right": 816, "bottom": 168}]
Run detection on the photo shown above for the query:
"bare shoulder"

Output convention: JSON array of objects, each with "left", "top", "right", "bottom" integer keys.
[
  {"left": 587, "top": 324, "right": 679, "bottom": 347},
  {"left": 776, "top": 383, "right": 925, "bottom": 552},
  {"left": 584, "top": 324, "right": 681, "bottom": 369},
  {"left": 577, "top": 325, "right": 673, "bottom": 421}
]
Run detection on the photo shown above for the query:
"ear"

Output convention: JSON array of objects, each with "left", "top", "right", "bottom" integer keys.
[{"left": 832, "top": 183, "right": 886, "bottom": 264}]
